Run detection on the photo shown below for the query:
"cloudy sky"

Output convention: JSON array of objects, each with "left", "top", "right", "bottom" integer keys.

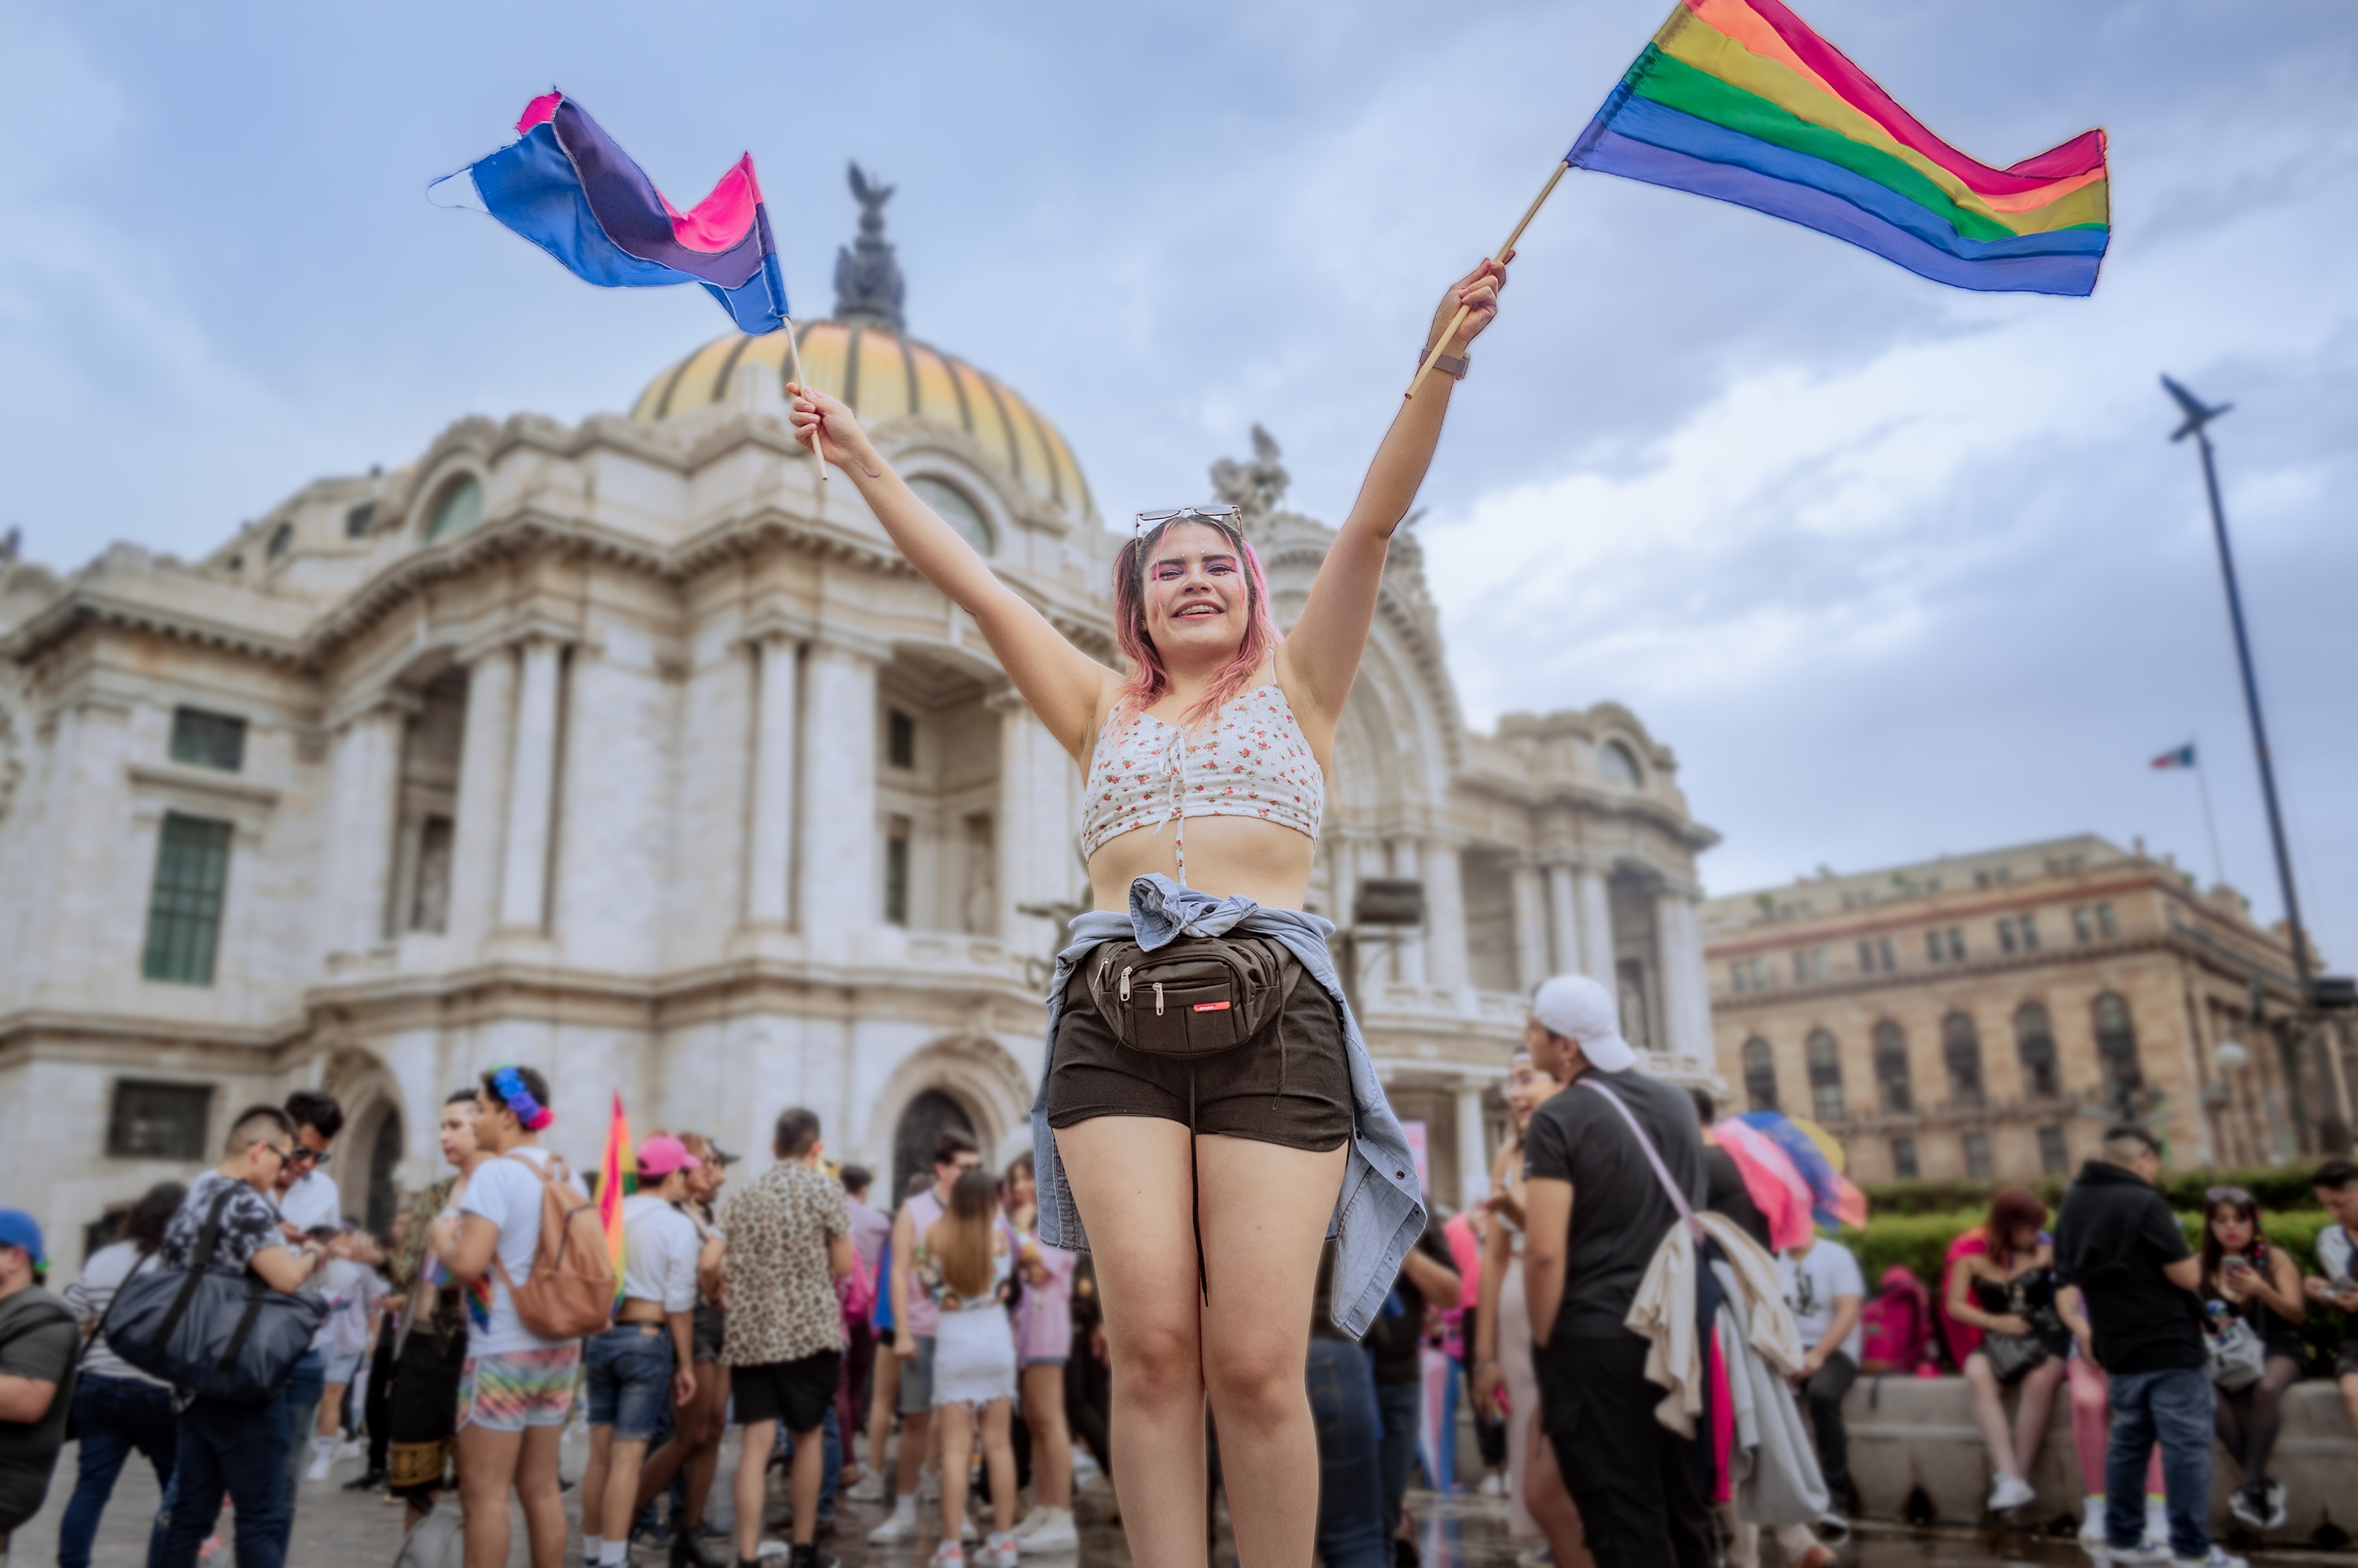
[{"left": 5, "top": 0, "right": 2352, "bottom": 967}]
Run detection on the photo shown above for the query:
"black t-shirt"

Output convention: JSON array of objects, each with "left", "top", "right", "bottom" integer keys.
[
  {"left": 1702, "top": 1146, "right": 1772, "bottom": 1253},
  {"left": 1364, "top": 1225, "right": 1457, "bottom": 1386},
  {"left": 0, "top": 1284, "right": 80, "bottom": 1533},
  {"left": 161, "top": 1172, "right": 285, "bottom": 1275},
  {"left": 1522, "top": 1068, "right": 1707, "bottom": 1339},
  {"left": 2053, "top": 1159, "right": 2204, "bottom": 1375}
]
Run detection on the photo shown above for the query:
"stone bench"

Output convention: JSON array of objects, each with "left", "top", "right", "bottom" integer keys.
[{"left": 1845, "top": 1373, "right": 2358, "bottom": 1545}]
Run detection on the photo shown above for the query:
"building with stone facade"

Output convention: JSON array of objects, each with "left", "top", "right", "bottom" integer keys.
[
  {"left": 1704, "top": 833, "right": 2353, "bottom": 1184},
  {"left": 0, "top": 177, "right": 1717, "bottom": 1265}
]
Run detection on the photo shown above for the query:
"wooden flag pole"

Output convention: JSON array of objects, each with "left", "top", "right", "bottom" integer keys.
[
  {"left": 782, "top": 317, "right": 827, "bottom": 483},
  {"left": 1405, "top": 158, "right": 1572, "bottom": 401}
]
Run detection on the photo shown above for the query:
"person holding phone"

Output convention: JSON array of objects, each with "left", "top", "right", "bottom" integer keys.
[
  {"left": 2199, "top": 1188, "right": 2305, "bottom": 1531},
  {"left": 2303, "top": 1161, "right": 2358, "bottom": 1452}
]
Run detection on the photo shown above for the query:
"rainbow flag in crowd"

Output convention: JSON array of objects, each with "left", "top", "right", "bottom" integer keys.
[
  {"left": 1570, "top": 0, "right": 2109, "bottom": 296},
  {"left": 431, "top": 91, "right": 790, "bottom": 332},
  {"left": 598, "top": 1092, "right": 634, "bottom": 1305}
]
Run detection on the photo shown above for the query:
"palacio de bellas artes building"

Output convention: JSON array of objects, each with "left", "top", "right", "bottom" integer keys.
[{"left": 0, "top": 172, "right": 1720, "bottom": 1263}]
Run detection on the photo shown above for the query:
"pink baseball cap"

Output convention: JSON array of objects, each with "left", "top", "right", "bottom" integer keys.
[{"left": 637, "top": 1136, "right": 702, "bottom": 1179}]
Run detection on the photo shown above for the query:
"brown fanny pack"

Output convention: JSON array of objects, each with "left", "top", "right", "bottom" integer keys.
[{"left": 1084, "top": 933, "right": 1304, "bottom": 1057}]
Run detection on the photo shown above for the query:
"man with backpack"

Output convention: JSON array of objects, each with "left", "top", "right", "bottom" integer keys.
[
  {"left": 0, "top": 1210, "right": 80, "bottom": 1567},
  {"left": 1519, "top": 975, "right": 1713, "bottom": 1568},
  {"left": 154, "top": 1106, "right": 329, "bottom": 1568},
  {"left": 435, "top": 1064, "right": 611, "bottom": 1568}
]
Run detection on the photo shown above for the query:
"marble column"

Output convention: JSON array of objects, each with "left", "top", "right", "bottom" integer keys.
[
  {"left": 1387, "top": 837, "right": 1427, "bottom": 986},
  {"left": 1544, "top": 861, "right": 1581, "bottom": 977},
  {"left": 1327, "top": 829, "right": 1360, "bottom": 932},
  {"left": 446, "top": 645, "right": 516, "bottom": 950},
  {"left": 744, "top": 636, "right": 799, "bottom": 927},
  {"left": 322, "top": 702, "right": 408, "bottom": 952},
  {"left": 1510, "top": 860, "right": 1548, "bottom": 993},
  {"left": 797, "top": 639, "right": 880, "bottom": 959},
  {"left": 497, "top": 638, "right": 565, "bottom": 932},
  {"left": 1421, "top": 839, "right": 1468, "bottom": 992},
  {"left": 1456, "top": 1080, "right": 1492, "bottom": 1208},
  {"left": 995, "top": 687, "right": 1066, "bottom": 953},
  {"left": 1655, "top": 890, "right": 1713, "bottom": 1065},
  {"left": 1577, "top": 865, "right": 1615, "bottom": 985}
]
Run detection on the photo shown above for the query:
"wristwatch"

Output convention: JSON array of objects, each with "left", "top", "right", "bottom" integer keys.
[{"left": 1420, "top": 350, "right": 1470, "bottom": 381}]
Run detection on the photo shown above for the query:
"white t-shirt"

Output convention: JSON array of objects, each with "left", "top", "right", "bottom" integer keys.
[
  {"left": 621, "top": 1195, "right": 701, "bottom": 1313},
  {"left": 277, "top": 1170, "right": 342, "bottom": 1235},
  {"left": 314, "top": 1257, "right": 387, "bottom": 1361},
  {"left": 64, "top": 1242, "right": 168, "bottom": 1387},
  {"left": 459, "top": 1147, "right": 586, "bottom": 1356},
  {"left": 1780, "top": 1236, "right": 1865, "bottom": 1364}
]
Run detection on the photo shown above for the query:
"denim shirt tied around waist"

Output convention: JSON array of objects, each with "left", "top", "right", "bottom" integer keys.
[{"left": 1030, "top": 872, "right": 1427, "bottom": 1339}]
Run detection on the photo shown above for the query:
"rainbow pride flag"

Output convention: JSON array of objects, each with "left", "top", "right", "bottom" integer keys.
[
  {"left": 1570, "top": 0, "right": 2108, "bottom": 296},
  {"left": 597, "top": 1092, "right": 634, "bottom": 1305}
]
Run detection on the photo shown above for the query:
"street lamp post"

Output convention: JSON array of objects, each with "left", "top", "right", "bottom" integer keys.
[{"left": 2161, "top": 376, "right": 2313, "bottom": 991}]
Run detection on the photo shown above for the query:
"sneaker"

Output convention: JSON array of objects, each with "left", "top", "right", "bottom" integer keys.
[
  {"left": 786, "top": 1548, "right": 837, "bottom": 1568},
  {"left": 868, "top": 1502, "right": 920, "bottom": 1544},
  {"left": 2173, "top": 1549, "right": 2246, "bottom": 1568},
  {"left": 1017, "top": 1508, "right": 1078, "bottom": 1553},
  {"left": 1478, "top": 1471, "right": 1506, "bottom": 1498},
  {"left": 753, "top": 1544, "right": 790, "bottom": 1561},
  {"left": 2228, "top": 1486, "right": 2267, "bottom": 1531},
  {"left": 2264, "top": 1481, "right": 2289, "bottom": 1532},
  {"left": 336, "top": 1438, "right": 368, "bottom": 1461},
  {"left": 959, "top": 1513, "right": 979, "bottom": 1543},
  {"left": 304, "top": 1448, "right": 334, "bottom": 1482},
  {"left": 2105, "top": 1548, "right": 2172, "bottom": 1566},
  {"left": 927, "top": 1546, "right": 965, "bottom": 1568},
  {"left": 844, "top": 1471, "right": 887, "bottom": 1504},
  {"left": 1988, "top": 1472, "right": 2037, "bottom": 1511},
  {"left": 1009, "top": 1507, "right": 1048, "bottom": 1538},
  {"left": 2146, "top": 1497, "right": 2170, "bottom": 1552},
  {"left": 982, "top": 1531, "right": 1021, "bottom": 1568}
]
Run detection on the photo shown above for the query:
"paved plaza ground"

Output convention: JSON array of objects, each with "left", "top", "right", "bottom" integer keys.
[{"left": 9, "top": 1434, "right": 2345, "bottom": 1566}]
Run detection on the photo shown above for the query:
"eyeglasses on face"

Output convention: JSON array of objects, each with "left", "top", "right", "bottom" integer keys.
[{"left": 288, "top": 1146, "right": 329, "bottom": 1168}]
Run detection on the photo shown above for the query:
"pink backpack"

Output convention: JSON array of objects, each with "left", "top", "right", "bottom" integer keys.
[{"left": 1859, "top": 1265, "right": 1935, "bottom": 1375}]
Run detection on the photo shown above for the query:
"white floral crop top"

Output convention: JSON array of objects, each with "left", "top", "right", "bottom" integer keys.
[{"left": 1080, "top": 684, "right": 1324, "bottom": 884}]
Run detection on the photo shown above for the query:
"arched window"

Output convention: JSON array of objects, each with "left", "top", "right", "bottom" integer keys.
[
  {"left": 1742, "top": 1037, "right": 1779, "bottom": 1112},
  {"left": 1598, "top": 740, "right": 1643, "bottom": 788},
  {"left": 1805, "top": 1029, "right": 1845, "bottom": 1122},
  {"left": 1873, "top": 1019, "right": 1913, "bottom": 1112},
  {"left": 2014, "top": 1001, "right": 2060, "bottom": 1099},
  {"left": 2093, "top": 992, "right": 2143, "bottom": 1102},
  {"left": 1941, "top": 1010, "right": 1985, "bottom": 1108},
  {"left": 424, "top": 475, "right": 483, "bottom": 541},
  {"left": 909, "top": 476, "right": 994, "bottom": 556},
  {"left": 266, "top": 521, "right": 294, "bottom": 561}
]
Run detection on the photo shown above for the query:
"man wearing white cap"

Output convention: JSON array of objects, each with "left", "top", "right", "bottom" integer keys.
[{"left": 1519, "top": 975, "right": 1713, "bottom": 1568}]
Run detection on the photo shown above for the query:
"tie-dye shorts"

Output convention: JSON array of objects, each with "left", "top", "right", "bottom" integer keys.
[{"left": 457, "top": 1345, "right": 582, "bottom": 1432}]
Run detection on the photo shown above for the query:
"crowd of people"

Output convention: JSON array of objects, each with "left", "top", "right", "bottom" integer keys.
[{"left": 0, "top": 1023, "right": 2355, "bottom": 1568}]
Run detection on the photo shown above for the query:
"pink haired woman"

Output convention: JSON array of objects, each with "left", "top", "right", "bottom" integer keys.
[{"left": 788, "top": 256, "right": 1506, "bottom": 1568}]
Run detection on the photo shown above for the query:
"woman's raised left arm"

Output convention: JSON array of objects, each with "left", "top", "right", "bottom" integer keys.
[{"left": 1280, "top": 258, "right": 1507, "bottom": 726}]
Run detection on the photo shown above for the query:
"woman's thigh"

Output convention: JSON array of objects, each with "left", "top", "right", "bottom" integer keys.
[
  {"left": 1054, "top": 1118, "right": 1204, "bottom": 1367},
  {"left": 1194, "top": 1134, "right": 1346, "bottom": 1383}
]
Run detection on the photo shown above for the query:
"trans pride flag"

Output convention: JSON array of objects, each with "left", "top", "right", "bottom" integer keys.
[
  {"left": 1570, "top": 0, "right": 2109, "bottom": 296},
  {"left": 432, "top": 92, "right": 790, "bottom": 333}
]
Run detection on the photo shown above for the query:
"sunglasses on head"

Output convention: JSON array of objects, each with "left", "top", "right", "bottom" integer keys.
[
  {"left": 2206, "top": 1185, "right": 2253, "bottom": 1206},
  {"left": 1133, "top": 504, "right": 1240, "bottom": 538}
]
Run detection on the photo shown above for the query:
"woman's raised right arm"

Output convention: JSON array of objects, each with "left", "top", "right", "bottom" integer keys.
[{"left": 790, "top": 384, "right": 1114, "bottom": 760}]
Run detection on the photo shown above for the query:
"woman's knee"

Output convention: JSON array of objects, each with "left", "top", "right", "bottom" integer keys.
[
  {"left": 1203, "top": 1331, "right": 1304, "bottom": 1421},
  {"left": 1111, "top": 1320, "right": 1201, "bottom": 1405},
  {"left": 1963, "top": 1353, "right": 1996, "bottom": 1394}
]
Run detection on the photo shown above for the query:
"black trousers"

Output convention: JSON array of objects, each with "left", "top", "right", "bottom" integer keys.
[
  {"left": 1801, "top": 1350, "right": 1857, "bottom": 1509},
  {"left": 364, "top": 1316, "right": 397, "bottom": 1474},
  {"left": 1539, "top": 1334, "right": 1713, "bottom": 1568}
]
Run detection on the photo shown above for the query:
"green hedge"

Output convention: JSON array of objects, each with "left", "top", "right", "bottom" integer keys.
[
  {"left": 1838, "top": 1203, "right": 2350, "bottom": 1372},
  {"left": 1859, "top": 1162, "right": 2340, "bottom": 1219}
]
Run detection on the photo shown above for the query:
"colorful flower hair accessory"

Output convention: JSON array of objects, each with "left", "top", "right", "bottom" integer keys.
[{"left": 490, "top": 1066, "right": 553, "bottom": 1132}]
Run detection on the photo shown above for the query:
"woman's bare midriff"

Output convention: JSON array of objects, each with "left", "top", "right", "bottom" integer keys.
[{"left": 1086, "top": 813, "right": 1319, "bottom": 913}]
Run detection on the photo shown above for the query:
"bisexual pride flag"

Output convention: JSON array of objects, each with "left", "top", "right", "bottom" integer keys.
[
  {"left": 432, "top": 92, "right": 789, "bottom": 333},
  {"left": 1570, "top": 0, "right": 2109, "bottom": 296}
]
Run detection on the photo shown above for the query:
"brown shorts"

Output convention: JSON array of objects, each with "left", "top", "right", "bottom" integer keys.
[{"left": 1045, "top": 942, "right": 1352, "bottom": 1151}]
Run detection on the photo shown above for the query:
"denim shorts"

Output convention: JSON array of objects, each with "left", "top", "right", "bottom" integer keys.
[{"left": 585, "top": 1324, "right": 675, "bottom": 1441}]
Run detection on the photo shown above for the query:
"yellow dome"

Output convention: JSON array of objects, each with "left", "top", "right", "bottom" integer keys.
[{"left": 630, "top": 320, "right": 1096, "bottom": 521}]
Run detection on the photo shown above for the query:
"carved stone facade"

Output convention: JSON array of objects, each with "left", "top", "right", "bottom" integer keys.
[
  {"left": 1704, "top": 834, "right": 2355, "bottom": 1184},
  {"left": 0, "top": 203, "right": 1717, "bottom": 1261}
]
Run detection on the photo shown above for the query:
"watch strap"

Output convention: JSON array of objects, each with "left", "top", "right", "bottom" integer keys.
[{"left": 1420, "top": 350, "right": 1470, "bottom": 381}]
